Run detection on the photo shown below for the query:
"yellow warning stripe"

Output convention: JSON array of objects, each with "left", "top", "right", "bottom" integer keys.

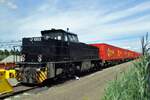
[
  {"left": 36, "top": 70, "right": 47, "bottom": 83},
  {"left": 37, "top": 72, "right": 45, "bottom": 82}
]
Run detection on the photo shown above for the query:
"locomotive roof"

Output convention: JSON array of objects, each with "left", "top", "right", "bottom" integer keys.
[{"left": 41, "top": 29, "right": 77, "bottom": 36}]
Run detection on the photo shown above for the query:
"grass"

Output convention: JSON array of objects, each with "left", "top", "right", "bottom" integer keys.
[{"left": 103, "top": 56, "right": 150, "bottom": 100}]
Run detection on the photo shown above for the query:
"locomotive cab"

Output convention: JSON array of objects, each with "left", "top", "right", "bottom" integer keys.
[{"left": 41, "top": 29, "right": 79, "bottom": 43}]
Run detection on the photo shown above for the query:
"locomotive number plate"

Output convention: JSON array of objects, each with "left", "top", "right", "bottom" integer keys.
[{"left": 30, "top": 37, "right": 41, "bottom": 42}]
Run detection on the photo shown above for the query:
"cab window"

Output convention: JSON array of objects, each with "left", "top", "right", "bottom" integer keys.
[
  {"left": 64, "top": 35, "right": 68, "bottom": 41},
  {"left": 68, "top": 34, "right": 79, "bottom": 42},
  {"left": 44, "top": 32, "right": 62, "bottom": 41}
]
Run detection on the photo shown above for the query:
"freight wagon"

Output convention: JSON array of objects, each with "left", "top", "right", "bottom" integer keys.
[{"left": 90, "top": 43, "right": 140, "bottom": 65}]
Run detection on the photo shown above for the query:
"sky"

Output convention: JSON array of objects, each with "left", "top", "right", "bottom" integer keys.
[{"left": 0, "top": 0, "right": 150, "bottom": 52}]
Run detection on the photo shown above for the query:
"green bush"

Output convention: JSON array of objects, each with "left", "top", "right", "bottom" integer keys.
[{"left": 103, "top": 56, "right": 150, "bottom": 100}]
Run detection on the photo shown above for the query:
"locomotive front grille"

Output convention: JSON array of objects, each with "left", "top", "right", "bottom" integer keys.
[{"left": 18, "top": 67, "right": 37, "bottom": 84}]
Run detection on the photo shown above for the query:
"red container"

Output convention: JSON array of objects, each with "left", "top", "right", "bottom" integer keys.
[{"left": 90, "top": 43, "right": 140, "bottom": 61}]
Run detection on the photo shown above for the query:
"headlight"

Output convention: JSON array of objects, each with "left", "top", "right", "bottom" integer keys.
[{"left": 36, "top": 68, "right": 41, "bottom": 71}]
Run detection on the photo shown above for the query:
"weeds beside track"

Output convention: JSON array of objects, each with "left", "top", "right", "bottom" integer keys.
[{"left": 103, "top": 56, "right": 150, "bottom": 100}]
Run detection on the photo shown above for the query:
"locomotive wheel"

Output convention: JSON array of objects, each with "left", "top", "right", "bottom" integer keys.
[{"left": 67, "top": 64, "right": 77, "bottom": 78}]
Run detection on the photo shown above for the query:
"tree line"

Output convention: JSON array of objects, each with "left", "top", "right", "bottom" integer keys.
[
  {"left": 0, "top": 49, "right": 20, "bottom": 56},
  {"left": 0, "top": 49, "right": 20, "bottom": 61}
]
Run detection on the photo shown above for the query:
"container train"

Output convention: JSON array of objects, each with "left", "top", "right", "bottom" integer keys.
[
  {"left": 90, "top": 43, "right": 140, "bottom": 65},
  {"left": 15, "top": 29, "right": 141, "bottom": 84}
]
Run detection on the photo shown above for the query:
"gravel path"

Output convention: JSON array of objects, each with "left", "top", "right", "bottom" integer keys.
[{"left": 10, "top": 61, "right": 135, "bottom": 100}]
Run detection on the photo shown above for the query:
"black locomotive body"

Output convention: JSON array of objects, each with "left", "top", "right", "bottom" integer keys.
[{"left": 16, "top": 29, "right": 100, "bottom": 84}]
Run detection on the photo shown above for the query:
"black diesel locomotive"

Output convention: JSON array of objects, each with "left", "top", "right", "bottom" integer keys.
[{"left": 16, "top": 29, "right": 100, "bottom": 84}]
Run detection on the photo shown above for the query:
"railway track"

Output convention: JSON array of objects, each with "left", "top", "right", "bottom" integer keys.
[
  {"left": 25, "top": 60, "right": 134, "bottom": 100},
  {"left": 0, "top": 85, "right": 39, "bottom": 99},
  {"left": 0, "top": 61, "right": 136, "bottom": 99},
  {"left": 0, "top": 70, "right": 95, "bottom": 99},
  {"left": 0, "top": 76, "right": 76, "bottom": 99}
]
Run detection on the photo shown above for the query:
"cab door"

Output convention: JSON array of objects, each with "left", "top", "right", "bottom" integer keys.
[{"left": 61, "top": 33, "right": 70, "bottom": 61}]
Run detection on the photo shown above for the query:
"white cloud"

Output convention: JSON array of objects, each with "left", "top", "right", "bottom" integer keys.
[
  {"left": 7, "top": 1, "right": 17, "bottom": 9},
  {"left": 109, "top": 38, "right": 141, "bottom": 52},
  {"left": 97, "top": 1, "right": 150, "bottom": 24},
  {"left": 0, "top": 0, "right": 5, "bottom": 3},
  {"left": 78, "top": 2, "right": 150, "bottom": 42},
  {"left": 0, "top": 0, "right": 17, "bottom": 9},
  {"left": 17, "top": 1, "right": 150, "bottom": 35},
  {"left": 17, "top": 5, "right": 103, "bottom": 37}
]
